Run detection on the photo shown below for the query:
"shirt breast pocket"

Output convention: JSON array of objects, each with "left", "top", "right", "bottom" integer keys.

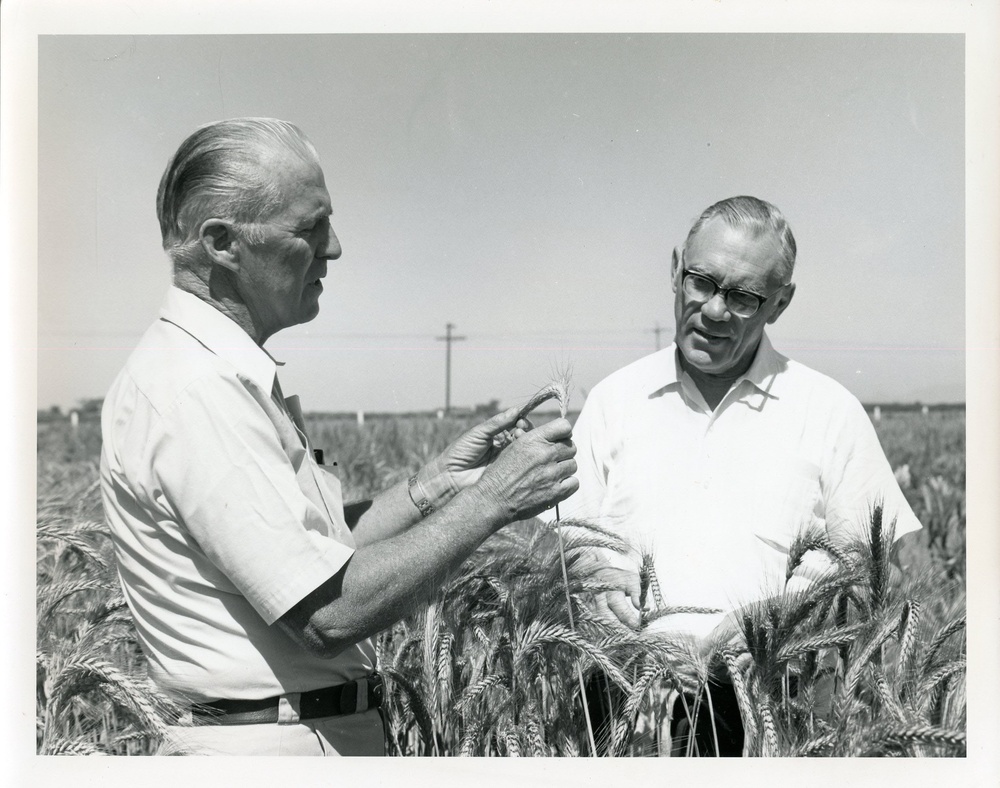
[
  {"left": 313, "top": 449, "right": 341, "bottom": 481},
  {"left": 309, "top": 457, "right": 354, "bottom": 547}
]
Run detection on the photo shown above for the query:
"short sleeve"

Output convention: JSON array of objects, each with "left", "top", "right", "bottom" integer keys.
[
  {"left": 821, "top": 397, "right": 923, "bottom": 546},
  {"left": 147, "top": 372, "right": 355, "bottom": 624}
]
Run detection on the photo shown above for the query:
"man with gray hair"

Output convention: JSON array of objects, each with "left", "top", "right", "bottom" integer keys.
[
  {"left": 561, "top": 195, "right": 921, "bottom": 755},
  {"left": 100, "top": 118, "right": 579, "bottom": 755}
]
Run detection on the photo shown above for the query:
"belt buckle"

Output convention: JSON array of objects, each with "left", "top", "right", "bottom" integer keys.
[
  {"left": 370, "top": 674, "right": 384, "bottom": 709},
  {"left": 277, "top": 694, "right": 301, "bottom": 724},
  {"left": 339, "top": 680, "right": 360, "bottom": 715}
]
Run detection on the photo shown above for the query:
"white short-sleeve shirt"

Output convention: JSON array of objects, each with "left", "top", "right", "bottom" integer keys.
[
  {"left": 100, "top": 287, "right": 375, "bottom": 703},
  {"left": 558, "top": 334, "right": 922, "bottom": 641}
]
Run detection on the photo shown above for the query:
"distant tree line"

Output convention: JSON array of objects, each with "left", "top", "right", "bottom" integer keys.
[{"left": 37, "top": 398, "right": 966, "bottom": 424}]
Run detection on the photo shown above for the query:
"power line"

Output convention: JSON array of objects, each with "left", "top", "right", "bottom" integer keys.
[{"left": 40, "top": 326, "right": 663, "bottom": 340}]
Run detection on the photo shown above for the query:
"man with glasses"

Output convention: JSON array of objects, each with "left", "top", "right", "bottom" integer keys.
[{"left": 562, "top": 195, "right": 921, "bottom": 755}]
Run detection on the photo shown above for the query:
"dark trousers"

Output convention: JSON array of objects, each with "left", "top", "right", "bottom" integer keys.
[
  {"left": 669, "top": 680, "right": 745, "bottom": 757},
  {"left": 584, "top": 673, "right": 744, "bottom": 757},
  {"left": 583, "top": 672, "right": 625, "bottom": 755}
]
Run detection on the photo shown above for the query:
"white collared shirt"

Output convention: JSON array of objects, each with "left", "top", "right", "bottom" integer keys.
[
  {"left": 100, "top": 287, "right": 374, "bottom": 703},
  {"left": 559, "top": 333, "right": 922, "bottom": 641}
]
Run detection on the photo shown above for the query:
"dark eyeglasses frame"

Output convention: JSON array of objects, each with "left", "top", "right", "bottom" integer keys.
[{"left": 680, "top": 266, "right": 789, "bottom": 318}]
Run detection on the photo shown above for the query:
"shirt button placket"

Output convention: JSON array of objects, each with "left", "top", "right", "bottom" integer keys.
[
  {"left": 703, "top": 423, "right": 714, "bottom": 489},
  {"left": 693, "top": 412, "right": 712, "bottom": 490}
]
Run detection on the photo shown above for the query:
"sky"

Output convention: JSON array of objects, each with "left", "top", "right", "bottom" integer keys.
[{"left": 34, "top": 31, "right": 967, "bottom": 413}]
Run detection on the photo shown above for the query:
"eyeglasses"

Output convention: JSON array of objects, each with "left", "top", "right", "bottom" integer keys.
[{"left": 681, "top": 268, "right": 788, "bottom": 318}]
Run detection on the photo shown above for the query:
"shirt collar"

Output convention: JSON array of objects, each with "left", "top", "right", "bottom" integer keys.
[
  {"left": 654, "top": 332, "right": 784, "bottom": 406},
  {"left": 736, "top": 332, "right": 783, "bottom": 398},
  {"left": 159, "top": 286, "right": 278, "bottom": 394}
]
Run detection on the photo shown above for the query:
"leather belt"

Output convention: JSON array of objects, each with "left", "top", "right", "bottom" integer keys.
[{"left": 191, "top": 674, "right": 383, "bottom": 725}]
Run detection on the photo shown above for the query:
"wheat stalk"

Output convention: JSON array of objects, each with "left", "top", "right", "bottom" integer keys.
[
  {"left": 524, "top": 709, "right": 547, "bottom": 755},
  {"left": 919, "top": 614, "right": 966, "bottom": 675},
  {"left": 916, "top": 659, "right": 966, "bottom": 702},
  {"left": 860, "top": 724, "right": 966, "bottom": 755},
  {"left": 381, "top": 665, "right": 435, "bottom": 753},
  {"left": 797, "top": 731, "right": 837, "bottom": 757},
  {"left": 897, "top": 599, "right": 922, "bottom": 674},
  {"left": 457, "top": 673, "right": 509, "bottom": 712},
  {"left": 521, "top": 372, "right": 604, "bottom": 757},
  {"left": 638, "top": 551, "right": 665, "bottom": 612},
  {"left": 722, "top": 649, "right": 758, "bottom": 749},
  {"left": 515, "top": 372, "right": 571, "bottom": 423},
  {"left": 42, "top": 738, "right": 108, "bottom": 756},
  {"left": 868, "top": 663, "right": 905, "bottom": 722},
  {"left": 775, "top": 621, "right": 866, "bottom": 662},
  {"left": 37, "top": 578, "right": 120, "bottom": 621},
  {"left": 758, "top": 698, "right": 779, "bottom": 756},
  {"left": 785, "top": 528, "right": 851, "bottom": 581},
  {"left": 503, "top": 726, "right": 522, "bottom": 756},
  {"left": 460, "top": 721, "right": 484, "bottom": 756},
  {"left": 844, "top": 613, "right": 900, "bottom": 697},
  {"left": 643, "top": 605, "right": 724, "bottom": 626}
]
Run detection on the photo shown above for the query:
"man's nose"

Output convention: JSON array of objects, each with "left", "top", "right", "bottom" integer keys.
[
  {"left": 702, "top": 292, "right": 731, "bottom": 321},
  {"left": 318, "top": 227, "right": 342, "bottom": 260}
]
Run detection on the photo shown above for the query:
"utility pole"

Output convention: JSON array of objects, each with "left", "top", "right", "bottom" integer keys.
[
  {"left": 436, "top": 323, "right": 466, "bottom": 415},
  {"left": 650, "top": 322, "right": 666, "bottom": 350}
]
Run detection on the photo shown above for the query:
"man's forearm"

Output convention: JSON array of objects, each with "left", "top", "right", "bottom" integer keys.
[
  {"left": 342, "top": 458, "right": 462, "bottom": 545},
  {"left": 281, "top": 416, "right": 577, "bottom": 657},
  {"left": 343, "top": 499, "right": 374, "bottom": 530},
  {"left": 344, "top": 479, "right": 421, "bottom": 545},
  {"left": 275, "top": 483, "right": 507, "bottom": 657}
]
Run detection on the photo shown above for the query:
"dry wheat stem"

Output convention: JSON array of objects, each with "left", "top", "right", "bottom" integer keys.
[
  {"left": 759, "top": 698, "right": 779, "bottom": 756},
  {"left": 920, "top": 614, "right": 966, "bottom": 675},
  {"left": 868, "top": 664, "right": 905, "bottom": 722},
  {"left": 896, "top": 599, "right": 922, "bottom": 681},
  {"left": 540, "top": 527, "right": 595, "bottom": 758},
  {"left": 844, "top": 614, "right": 901, "bottom": 697},
  {"left": 722, "top": 649, "right": 758, "bottom": 747},
  {"left": 534, "top": 372, "right": 599, "bottom": 756},
  {"left": 863, "top": 724, "right": 966, "bottom": 755},
  {"left": 797, "top": 731, "right": 837, "bottom": 757},
  {"left": 917, "top": 659, "right": 966, "bottom": 700},
  {"left": 516, "top": 374, "right": 571, "bottom": 422}
]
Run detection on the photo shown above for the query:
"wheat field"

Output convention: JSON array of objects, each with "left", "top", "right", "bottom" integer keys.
[{"left": 35, "top": 408, "right": 966, "bottom": 756}]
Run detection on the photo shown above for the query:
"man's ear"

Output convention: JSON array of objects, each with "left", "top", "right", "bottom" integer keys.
[
  {"left": 198, "top": 219, "right": 240, "bottom": 273},
  {"left": 670, "top": 246, "right": 682, "bottom": 293},
  {"left": 766, "top": 282, "right": 796, "bottom": 324}
]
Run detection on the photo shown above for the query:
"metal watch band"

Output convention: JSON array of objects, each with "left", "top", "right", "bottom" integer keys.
[{"left": 407, "top": 474, "right": 435, "bottom": 518}]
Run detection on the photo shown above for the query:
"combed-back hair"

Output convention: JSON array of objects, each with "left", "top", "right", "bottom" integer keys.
[
  {"left": 684, "top": 195, "right": 797, "bottom": 281},
  {"left": 156, "top": 117, "right": 317, "bottom": 269}
]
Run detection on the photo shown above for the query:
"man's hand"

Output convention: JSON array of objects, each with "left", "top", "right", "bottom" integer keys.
[
  {"left": 705, "top": 610, "right": 744, "bottom": 653},
  {"left": 419, "top": 405, "right": 535, "bottom": 505},
  {"left": 570, "top": 549, "right": 642, "bottom": 631},
  {"left": 472, "top": 417, "right": 579, "bottom": 523},
  {"left": 592, "top": 566, "right": 643, "bottom": 631}
]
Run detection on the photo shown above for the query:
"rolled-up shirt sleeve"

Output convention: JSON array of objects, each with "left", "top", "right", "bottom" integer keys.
[{"left": 145, "top": 372, "right": 354, "bottom": 625}]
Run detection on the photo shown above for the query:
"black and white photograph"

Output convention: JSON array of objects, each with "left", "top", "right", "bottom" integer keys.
[{"left": 5, "top": 0, "right": 998, "bottom": 784}]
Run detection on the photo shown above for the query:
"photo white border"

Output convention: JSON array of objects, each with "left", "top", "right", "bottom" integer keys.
[{"left": 4, "top": 1, "right": 997, "bottom": 786}]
